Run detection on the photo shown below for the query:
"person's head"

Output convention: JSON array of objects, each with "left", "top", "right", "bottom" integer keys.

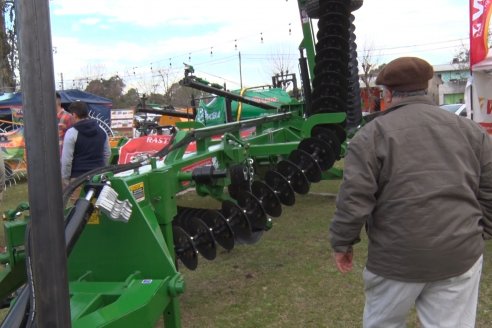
[
  {"left": 68, "top": 101, "right": 89, "bottom": 121},
  {"left": 376, "top": 57, "right": 434, "bottom": 106}
]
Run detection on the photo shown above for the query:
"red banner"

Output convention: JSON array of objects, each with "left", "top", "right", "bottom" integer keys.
[
  {"left": 470, "top": 0, "right": 492, "bottom": 67},
  {"left": 118, "top": 135, "right": 174, "bottom": 164}
]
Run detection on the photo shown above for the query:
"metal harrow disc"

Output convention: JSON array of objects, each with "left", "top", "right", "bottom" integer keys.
[
  {"left": 311, "top": 126, "right": 341, "bottom": 160},
  {"left": 221, "top": 200, "right": 252, "bottom": 241},
  {"left": 328, "top": 124, "right": 347, "bottom": 144},
  {"left": 201, "top": 209, "right": 235, "bottom": 251},
  {"left": 185, "top": 217, "right": 217, "bottom": 261},
  {"left": 298, "top": 137, "right": 336, "bottom": 171},
  {"left": 311, "top": 95, "right": 347, "bottom": 114},
  {"left": 173, "top": 225, "right": 198, "bottom": 271},
  {"left": 251, "top": 180, "right": 282, "bottom": 218},
  {"left": 288, "top": 149, "right": 323, "bottom": 183},
  {"left": 276, "top": 160, "right": 310, "bottom": 195},
  {"left": 175, "top": 207, "right": 196, "bottom": 226},
  {"left": 317, "top": 23, "right": 349, "bottom": 41},
  {"left": 265, "top": 170, "right": 296, "bottom": 206},
  {"left": 236, "top": 191, "right": 268, "bottom": 231},
  {"left": 318, "top": 12, "right": 350, "bottom": 29},
  {"left": 313, "top": 60, "right": 347, "bottom": 80},
  {"left": 235, "top": 191, "right": 267, "bottom": 245}
]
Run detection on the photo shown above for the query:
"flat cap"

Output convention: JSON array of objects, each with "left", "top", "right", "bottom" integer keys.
[{"left": 375, "top": 57, "right": 433, "bottom": 92}]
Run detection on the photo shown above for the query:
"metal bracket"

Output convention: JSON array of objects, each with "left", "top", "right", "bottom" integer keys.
[{"left": 95, "top": 185, "right": 133, "bottom": 223}]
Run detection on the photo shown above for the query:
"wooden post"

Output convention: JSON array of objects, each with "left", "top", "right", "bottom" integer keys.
[{"left": 15, "top": 1, "right": 71, "bottom": 326}]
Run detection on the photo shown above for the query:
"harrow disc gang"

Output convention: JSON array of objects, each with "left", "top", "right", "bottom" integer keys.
[
  {"left": 251, "top": 180, "right": 282, "bottom": 218},
  {"left": 236, "top": 191, "right": 268, "bottom": 230},
  {"left": 221, "top": 200, "right": 253, "bottom": 241},
  {"left": 311, "top": 125, "right": 342, "bottom": 159},
  {"left": 288, "top": 149, "right": 323, "bottom": 183},
  {"left": 298, "top": 137, "right": 336, "bottom": 171},
  {"left": 276, "top": 160, "right": 311, "bottom": 195},
  {"left": 201, "top": 209, "right": 235, "bottom": 251},
  {"left": 264, "top": 170, "right": 296, "bottom": 206},
  {"left": 173, "top": 225, "right": 198, "bottom": 271},
  {"left": 185, "top": 217, "right": 217, "bottom": 261}
]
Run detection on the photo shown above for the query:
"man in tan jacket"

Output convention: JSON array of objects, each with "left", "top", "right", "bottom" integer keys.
[{"left": 330, "top": 57, "right": 492, "bottom": 327}]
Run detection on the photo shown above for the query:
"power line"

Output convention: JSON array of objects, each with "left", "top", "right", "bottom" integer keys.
[
  {"left": 55, "top": 35, "right": 472, "bottom": 91},
  {"left": 367, "top": 37, "right": 469, "bottom": 52}
]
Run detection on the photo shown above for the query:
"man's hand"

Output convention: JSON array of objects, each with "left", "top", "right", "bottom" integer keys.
[{"left": 333, "top": 251, "right": 353, "bottom": 273}]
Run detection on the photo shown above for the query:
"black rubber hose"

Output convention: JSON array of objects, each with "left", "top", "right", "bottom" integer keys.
[
  {"left": 0, "top": 285, "right": 30, "bottom": 328},
  {"left": 65, "top": 196, "right": 94, "bottom": 255}
]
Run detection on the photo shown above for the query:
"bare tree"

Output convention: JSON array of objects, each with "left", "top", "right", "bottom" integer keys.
[
  {"left": 0, "top": 1, "right": 17, "bottom": 92},
  {"left": 266, "top": 48, "right": 296, "bottom": 80},
  {"left": 359, "top": 43, "right": 380, "bottom": 111},
  {"left": 452, "top": 42, "right": 470, "bottom": 77},
  {"left": 156, "top": 68, "right": 180, "bottom": 100}
]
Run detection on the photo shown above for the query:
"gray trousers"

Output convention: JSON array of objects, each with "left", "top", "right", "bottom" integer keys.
[{"left": 363, "top": 255, "right": 483, "bottom": 328}]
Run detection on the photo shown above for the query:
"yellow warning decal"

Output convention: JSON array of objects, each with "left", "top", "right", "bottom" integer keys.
[
  {"left": 88, "top": 209, "right": 100, "bottom": 225},
  {"left": 129, "top": 182, "right": 145, "bottom": 202}
]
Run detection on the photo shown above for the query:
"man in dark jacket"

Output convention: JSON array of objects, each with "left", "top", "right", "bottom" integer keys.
[
  {"left": 61, "top": 101, "right": 110, "bottom": 187},
  {"left": 329, "top": 57, "right": 492, "bottom": 327}
]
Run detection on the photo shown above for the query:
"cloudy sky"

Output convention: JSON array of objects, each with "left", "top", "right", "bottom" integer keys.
[{"left": 49, "top": 0, "right": 471, "bottom": 93}]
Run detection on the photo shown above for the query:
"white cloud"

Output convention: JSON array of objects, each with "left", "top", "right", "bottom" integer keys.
[
  {"left": 79, "top": 18, "right": 101, "bottom": 26},
  {"left": 51, "top": 0, "right": 300, "bottom": 28},
  {"left": 50, "top": 0, "right": 471, "bottom": 90},
  {"left": 353, "top": 0, "right": 468, "bottom": 64}
]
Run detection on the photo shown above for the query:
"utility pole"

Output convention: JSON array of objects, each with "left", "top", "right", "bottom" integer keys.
[
  {"left": 239, "top": 51, "right": 243, "bottom": 89},
  {"left": 60, "top": 72, "right": 64, "bottom": 90},
  {"left": 15, "top": 1, "right": 71, "bottom": 326}
]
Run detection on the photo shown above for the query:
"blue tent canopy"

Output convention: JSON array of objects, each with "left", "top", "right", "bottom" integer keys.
[
  {"left": 0, "top": 92, "right": 23, "bottom": 107},
  {"left": 0, "top": 89, "right": 112, "bottom": 123}
]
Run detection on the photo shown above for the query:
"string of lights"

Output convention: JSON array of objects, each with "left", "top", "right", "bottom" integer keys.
[{"left": 55, "top": 33, "right": 471, "bottom": 92}]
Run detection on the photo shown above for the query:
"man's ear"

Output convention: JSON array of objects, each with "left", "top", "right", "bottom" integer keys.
[{"left": 383, "top": 88, "right": 392, "bottom": 104}]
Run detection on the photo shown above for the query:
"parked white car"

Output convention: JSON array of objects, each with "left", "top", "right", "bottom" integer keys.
[{"left": 440, "top": 104, "right": 468, "bottom": 118}]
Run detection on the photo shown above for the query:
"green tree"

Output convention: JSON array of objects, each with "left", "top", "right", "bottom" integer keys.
[
  {"left": 0, "top": 1, "right": 17, "bottom": 92},
  {"left": 85, "top": 75, "right": 125, "bottom": 103},
  {"left": 165, "top": 82, "right": 197, "bottom": 108},
  {"left": 452, "top": 43, "right": 470, "bottom": 81},
  {"left": 117, "top": 87, "right": 140, "bottom": 108},
  {"left": 147, "top": 92, "right": 168, "bottom": 106}
]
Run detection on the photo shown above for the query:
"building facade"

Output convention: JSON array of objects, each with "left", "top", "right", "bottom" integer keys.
[{"left": 433, "top": 63, "right": 469, "bottom": 105}]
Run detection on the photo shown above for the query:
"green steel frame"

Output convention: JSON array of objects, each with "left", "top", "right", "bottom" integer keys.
[
  {"left": 0, "top": 107, "right": 345, "bottom": 327},
  {"left": 0, "top": 0, "right": 358, "bottom": 326}
]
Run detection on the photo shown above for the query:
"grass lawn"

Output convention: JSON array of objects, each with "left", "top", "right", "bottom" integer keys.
[{"left": 1, "top": 177, "right": 492, "bottom": 327}]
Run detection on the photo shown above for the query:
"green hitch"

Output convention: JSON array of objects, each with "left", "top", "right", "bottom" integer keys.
[
  {"left": 3, "top": 202, "right": 30, "bottom": 221},
  {"left": 167, "top": 273, "right": 185, "bottom": 297}
]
